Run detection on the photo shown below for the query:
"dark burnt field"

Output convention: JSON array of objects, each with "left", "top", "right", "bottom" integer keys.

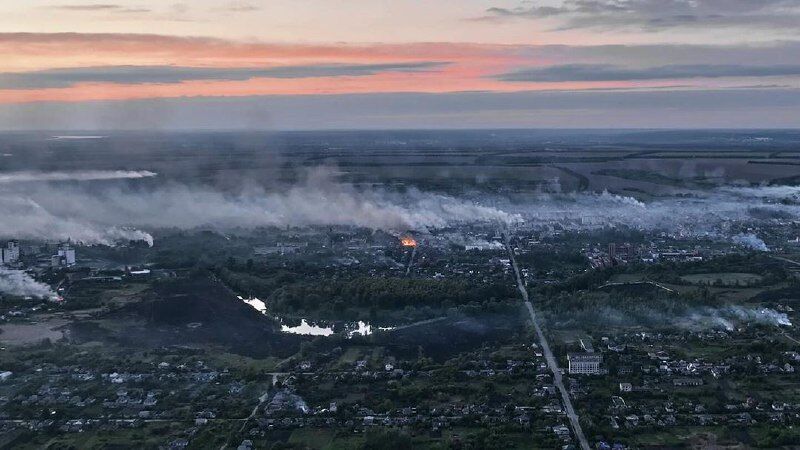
[{"left": 69, "top": 275, "right": 305, "bottom": 358}]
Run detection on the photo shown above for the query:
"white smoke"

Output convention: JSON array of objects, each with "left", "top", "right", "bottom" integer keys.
[
  {"left": 0, "top": 196, "right": 154, "bottom": 247},
  {"left": 0, "top": 168, "right": 796, "bottom": 248},
  {"left": 0, "top": 268, "right": 58, "bottom": 300},
  {"left": 682, "top": 305, "right": 792, "bottom": 330},
  {"left": 501, "top": 184, "right": 800, "bottom": 239},
  {"left": 712, "top": 316, "right": 735, "bottom": 332},
  {"left": 598, "top": 190, "right": 646, "bottom": 208},
  {"left": 442, "top": 233, "right": 505, "bottom": 250},
  {"left": 556, "top": 303, "right": 793, "bottom": 331},
  {"left": 732, "top": 233, "right": 769, "bottom": 252},
  {"left": 103, "top": 227, "right": 155, "bottom": 247},
  {"left": 0, "top": 168, "right": 519, "bottom": 246},
  {"left": 717, "top": 185, "right": 800, "bottom": 201},
  {"left": 0, "top": 170, "right": 157, "bottom": 184},
  {"left": 725, "top": 306, "right": 792, "bottom": 327}
]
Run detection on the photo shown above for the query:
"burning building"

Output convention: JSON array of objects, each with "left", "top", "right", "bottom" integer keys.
[{"left": 400, "top": 236, "right": 417, "bottom": 247}]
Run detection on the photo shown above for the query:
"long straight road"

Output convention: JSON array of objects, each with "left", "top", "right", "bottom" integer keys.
[
  {"left": 771, "top": 255, "right": 800, "bottom": 267},
  {"left": 504, "top": 233, "right": 590, "bottom": 450},
  {"left": 405, "top": 245, "right": 417, "bottom": 276}
]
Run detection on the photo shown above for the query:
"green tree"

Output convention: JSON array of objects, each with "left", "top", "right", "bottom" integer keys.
[{"left": 361, "top": 429, "right": 413, "bottom": 450}]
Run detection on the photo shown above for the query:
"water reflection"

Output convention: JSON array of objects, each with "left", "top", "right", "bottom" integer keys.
[
  {"left": 239, "top": 295, "right": 392, "bottom": 337},
  {"left": 280, "top": 320, "right": 389, "bottom": 337},
  {"left": 281, "top": 319, "right": 335, "bottom": 336},
  {"left": 239, "top": 296, "right": 266, "bottom": 313}
]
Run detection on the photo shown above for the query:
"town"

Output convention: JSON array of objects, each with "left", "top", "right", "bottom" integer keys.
[{"left": 2, "top": 209, "right": 799, "bottom": 449}]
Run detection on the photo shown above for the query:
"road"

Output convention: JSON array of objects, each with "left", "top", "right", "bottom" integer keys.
[
  {"left": 504, "top": 233, "right": 591, "bottom": 450},
  {"left": 239, "top": 390, "right": 270, "bottom": 433},
  {"left": 390, "top": 316, "right": 448, "bottom": 331},
  {"left": 405, "top": 246, "right": 417, "bottom": 276},
  {"left": 771, "top": 255, "right": 800, "bottom": 267},
  {"left": 783, "top": 331, "right": 800, "bottom": 346}
]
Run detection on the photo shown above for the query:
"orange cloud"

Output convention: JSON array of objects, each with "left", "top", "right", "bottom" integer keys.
[
  {"left": 0, "top": 33, "right": 535, "bottom": 71},
  {"left": 0, "top": 32, "right": 558, "bottom": 103},
  {"left": 0, "top": 32, "right": 703, "bottom": 104}
]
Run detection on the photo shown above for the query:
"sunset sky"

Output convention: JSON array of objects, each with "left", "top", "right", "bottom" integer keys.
[{"left": 1, "top": 1, "right": 799, "bottom": 129}]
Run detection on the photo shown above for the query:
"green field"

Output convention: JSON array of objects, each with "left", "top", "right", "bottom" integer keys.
[{"left": 680, "top": 272, "right": 764, "bottom": 286}]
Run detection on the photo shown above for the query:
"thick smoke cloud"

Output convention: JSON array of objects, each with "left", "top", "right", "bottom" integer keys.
[
  {"left": 442, "top": 233, "right": 505, "bottom": 250},
  {"left": 687, "top": 306, "right": 792, "bottom": 330},
  {"left": 0, "top": 167, "right": 796, "bottom": 247},
  {"left": 0, "top": 268, "right": 58, "bottom": 300},
  {"left": 732, "top": 233, "right": 769, "bottom": 251},
  {"left": 0, "top": 168, "right": 520, "bottom": 246},
  {"left": 501, "top": 184, "right": 800, "bottom": 239},
  {"left": 727, "top": 306, "right": 792, "bottom": 327},
  {"left": 0, "top": 195, "right": 155, "bottom": 247}
]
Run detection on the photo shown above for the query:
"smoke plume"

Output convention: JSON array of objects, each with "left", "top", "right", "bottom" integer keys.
[
  {"left": 0, "top": 268, "right": 58, "bottom": 300},
  {"left": 0, "top": 167, "right": 797, "bottom": 248},
  {"left": 689, "top": 306, "right": 792, "bottom": 330},
  {"left": 0, "top": 196, "right": 154, "bottom": 247},
  {"left": 553, "top": 304, "right": 792, "bottom": 331},
  {"left": 0, "top": 167, "right": 519, "bottom": 246},
  {"left": 0, "top": 170, "right": 157, "bottom": 184},
  {"left": 732, "top": 233, "right": 769, "bottom": 252},
  {"left": 501, "top": 184, "right": 800, "bottom": 241}
]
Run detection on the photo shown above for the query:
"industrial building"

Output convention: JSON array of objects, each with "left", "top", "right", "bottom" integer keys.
[
  {"left": 567, "top": 353, "right": 603, "bottom": 375},
  {"left": 51, "top": 243, "right": 76, "bottom": 267},
  {"left": 1, "top": 241, "right": 20, "bottom": 265}
]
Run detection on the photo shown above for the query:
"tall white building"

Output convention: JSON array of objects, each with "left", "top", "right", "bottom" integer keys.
[
  {"left": 1, "top": 241, "right": 19, "bottom": 265},
  {"left": 54, "top": 243, "right": 76, "bottom": 266}
]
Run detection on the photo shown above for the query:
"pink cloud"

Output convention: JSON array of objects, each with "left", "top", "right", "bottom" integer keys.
[{"left": 0, "top": 32, "right": 749, "bottom": 104}]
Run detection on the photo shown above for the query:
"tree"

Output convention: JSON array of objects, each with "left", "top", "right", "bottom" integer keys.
[{"left": 361, "top": 429, "right": 413, "bottom": 450}]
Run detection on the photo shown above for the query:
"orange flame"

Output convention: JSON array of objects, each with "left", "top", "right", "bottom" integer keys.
[{"left": 400, "top": 237, "right": 417, "bottom": 247}]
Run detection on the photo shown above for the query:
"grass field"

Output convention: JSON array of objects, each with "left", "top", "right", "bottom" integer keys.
[
  {"left": 289, "top": 429, "right": 338, "bottom": 448},
  {"left": 338, "top": 347, "right": 364, "bottom": 365},
  {"left": 681, "top": 272, "right": 764, "bottom": 286},
  {"left": 10, "top": 422, "right": 190, "bottom": 449}
]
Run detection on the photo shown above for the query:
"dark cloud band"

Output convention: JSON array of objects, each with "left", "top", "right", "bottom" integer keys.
[
  {"left": 0, "top": 62, "right": 448, "bottom": 90},
  {"left": 496, "top": 64, "right": 800, "bottom": 82},
  {"left": 3, "top": 88, "right": 798, "bottom": 130},
  {"left": 483, "top": 0, "right": 800, "bottom": 30}
]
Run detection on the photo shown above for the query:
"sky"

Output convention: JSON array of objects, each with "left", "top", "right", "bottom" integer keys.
[{"left": 1, "top": 0, "right": 799, "bottom": 129}]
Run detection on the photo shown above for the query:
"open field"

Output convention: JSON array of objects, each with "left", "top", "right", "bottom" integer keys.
[
  {"left": 681, "top": 272, "right": 764, "bottom": 286},
  {"left": 0, "top": 317, "right": 69, "bottom": 346},
  {"left": 4, "top": 130, "right": 800, "bottom": 197}
]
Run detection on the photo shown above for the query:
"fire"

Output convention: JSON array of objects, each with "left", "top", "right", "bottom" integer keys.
[{"left": 400, "top": 237, "right": 417, "bottom": 247}]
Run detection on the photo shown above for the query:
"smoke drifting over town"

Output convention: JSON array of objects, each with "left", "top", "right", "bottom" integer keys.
[
  {"left": 500, "top": 184, "right": 800, "bottom": 241},
  {"left": 554, "top": 304, "right": 793, "bottom": 331},
  {"left": 0, "top": 166, "right": 797, "bottom": 247},
  {"left": 0, "top": 168, "right": 520, "bottom": 245},
  {"left": 732, "top": 233, "right": 770, "bottom": 252},
  {"left": 0, "top": 268, "right": 58, "bottom": 300},
  {"left": 676, "top": 306, "right": 793, "bottom": 331}
]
